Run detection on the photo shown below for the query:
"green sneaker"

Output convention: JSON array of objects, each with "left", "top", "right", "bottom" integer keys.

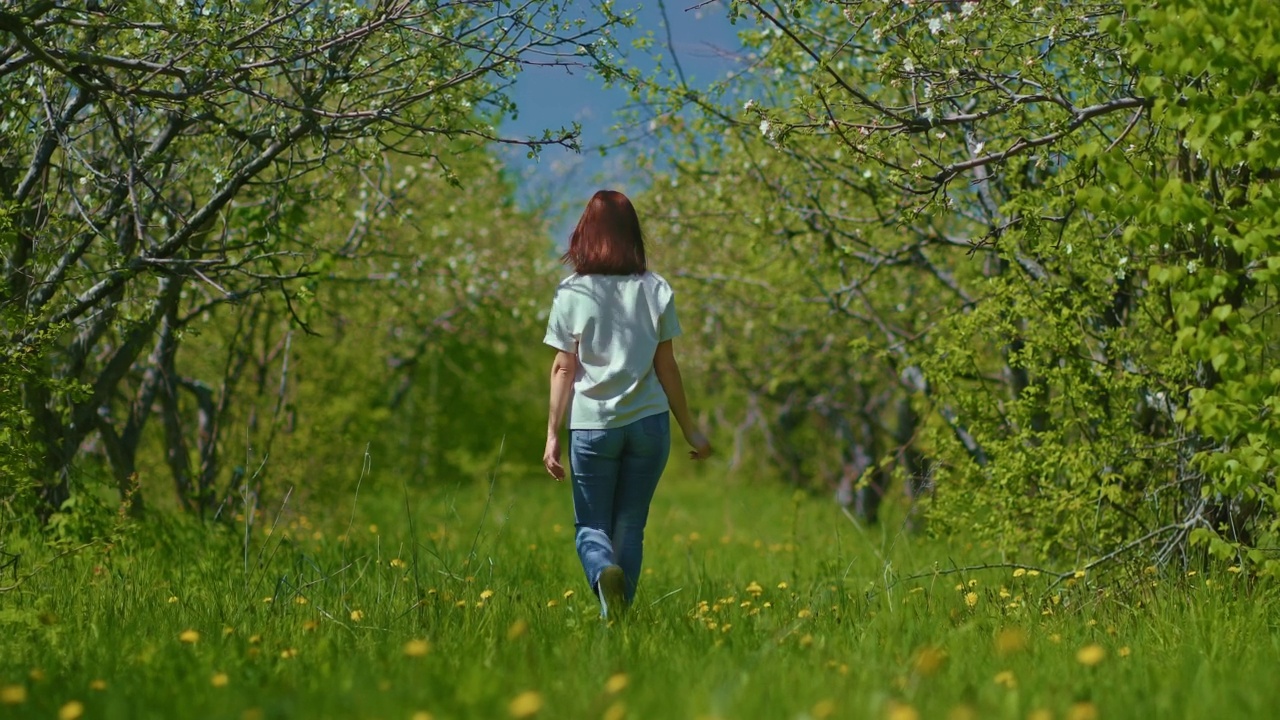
[{"left": 598, "top": 565, "right": 628, "bottom": 619}]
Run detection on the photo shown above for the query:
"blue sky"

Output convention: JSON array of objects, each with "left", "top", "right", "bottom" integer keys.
[{"left": 498, "top": 0, "right": 747, "bottom": 241}]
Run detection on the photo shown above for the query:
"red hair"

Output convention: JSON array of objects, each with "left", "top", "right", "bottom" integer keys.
[{"left": 562, "top": 190, "right": 647, "bottom": 275}]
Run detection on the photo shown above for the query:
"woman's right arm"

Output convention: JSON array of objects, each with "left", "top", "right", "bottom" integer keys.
[{"left": 653, "top": 340, "right": 712, "bottom": 459}]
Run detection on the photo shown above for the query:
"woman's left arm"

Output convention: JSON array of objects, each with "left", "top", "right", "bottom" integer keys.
[{"left": 543, "top": 350, "right": 576, "bottom": 480}]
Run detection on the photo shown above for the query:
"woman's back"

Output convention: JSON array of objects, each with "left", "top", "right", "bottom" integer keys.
[{"left": 544, "top": 271, "right": 681, "bottom": 429}]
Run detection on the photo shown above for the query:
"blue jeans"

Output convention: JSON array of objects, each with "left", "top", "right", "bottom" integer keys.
[{"left": 569, "top": 412, "right": 671, "bottom": 603}]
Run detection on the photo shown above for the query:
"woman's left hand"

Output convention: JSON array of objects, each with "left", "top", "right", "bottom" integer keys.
[{"left": 543, "top": 436, "right": 566, "bottom": 481}]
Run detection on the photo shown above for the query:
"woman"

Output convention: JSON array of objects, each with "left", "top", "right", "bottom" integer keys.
[{"left": 542, "top": 189, "right": 712, "bottom": 618}]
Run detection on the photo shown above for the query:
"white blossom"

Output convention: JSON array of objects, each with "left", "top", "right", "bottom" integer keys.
[
  {"left": 960, "top": 2, "right": 978, "bottom": 17},
  {"left": 1187, "top": 260, "right": 1199, "bottom": 274},
  {"left": 928, "top": 17, "right": 944, "bottom": 34},
  {"left": 903, "top": 57, "right": 915, "bottom": 73},
  {"left": 743, "top": 99, "right": 756, "bottom": 111},
  {"left": 759, "top": 119, "right": 772, "bottom": 137}
]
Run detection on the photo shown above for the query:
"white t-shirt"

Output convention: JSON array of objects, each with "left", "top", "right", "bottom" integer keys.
[{"left": 543, "top": 271, "right": 682, "bottom": 429}]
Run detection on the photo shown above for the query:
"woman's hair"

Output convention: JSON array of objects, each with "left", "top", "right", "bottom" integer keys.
[{"left": 562, "top": 190, "right": 647, "bottom": 275}]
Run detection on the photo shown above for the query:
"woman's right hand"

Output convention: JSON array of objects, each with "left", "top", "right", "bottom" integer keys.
[{"left": 685, "top": 431, "right": 713, "bottom": 460}]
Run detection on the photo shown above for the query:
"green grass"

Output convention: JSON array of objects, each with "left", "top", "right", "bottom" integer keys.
[{"left": 2, "top": 466, "right": 1278, "bottom": 720}]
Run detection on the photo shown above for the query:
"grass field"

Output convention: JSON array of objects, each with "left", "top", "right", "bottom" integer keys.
[{"left": 2, "top": 463, "right": 1278, "bottom": 720}]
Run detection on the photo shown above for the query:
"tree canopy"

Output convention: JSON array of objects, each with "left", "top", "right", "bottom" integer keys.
[{"left": 630, "top": 0, "right": 1280, "bottom": 573}]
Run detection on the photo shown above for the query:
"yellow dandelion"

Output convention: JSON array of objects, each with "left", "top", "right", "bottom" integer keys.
[
  {"left": 885, "top": 700, "right": 920, "bottom": 720},
  {"left": 1076, "top": 644, "right": 1106, "bottom": 667},
  {"left": 508, "top": 690, "right": 543, "bottom": 719},
  {"left": 1118, "top": 646, "right": 1132, "bottom": 658},
  {"left": 947, "top": 704, "right": 978, "bottom": 720},
  {"left": 1027, "top": 710, "right": 1053, "bottom": 720},
  {"left": 1, "top": 685, "right": 27, "bottom": 704},
  {"left": 546, "top": 600, "right": 559, "bottom": 608},
  {"left": 507, "top": 619, "right": 529, "bottom": 641},
  {"left": 1073, "top": 570, "right": 1086, "bottom": 579},
  {"left": 294, "top": 596, "right": 308, "bottom": 605},
  {"left": 993, "top": 670, "right": 1016, "bottom": 689},
  {"left": 480, "top": 589, "right": 495, "bottom": 600},
  {"left": 390, "top": 558, "right": 406, "bottom": 568},
  {"left": 403, "top": 639, "right": 430, "bottom": 658},
  {"left": 605, "top": 673, "right": 629, "bottom": 694},
  {"left": 350, "top": 610, "right": 365, "bottom": 622},
  {"left": 368, "top": 524, "right": 378, "bottom": 534},
  {"left": 563, "top": 590, "right": 575, "bottom": 599},
  {"left": 280, "top": 648, "right": 298, "bottom": 659},
  {"left": 454, "top": 600, "right": 466, "bottom": 608},
  {"left": 59, "top": 700, "right": 85, "bottom": 720},
  {"left": 222, "top": 626, "right": 235, "bottom": 637},
  {"left": 179, "top": 629, "right": 200, "bottom": 644},
  {"left": 1049, "top": 633, "right": 1062, "bottom": 644},
  {"left": 745, "top": 581, "right": 763, "bottom": 595},
  {"left": 412, "top": 712, "right": 435, "bottom": 720},
  {"left": 913, "top": 646, "right": 946, "bottom": 676},
  {"left": 1067, "top": 701, "right": 1099, "bottom": 720},
  {"left": 603, "top": 701, "right": 626, "bottom": 720},
  {"left": 763, "top": 602, "right": 772, "bottom": 608},
  {"left": 1227, "top": 565, "right": 1241, "bottom": 574},
  {"left": 89, "top": 679, "right": 107, "bottom": 691},
  {"left": 1012, "top": 568, "right": 1027, "bottom": 578},
  {"left": 777, "top": 582, "right": 788, "bottom": 589},
  {"left": 797, "top": 608, "right": 813, "bottom": 619},
  {"left": 211, "top": 673, "right": 229, "bottom": 688},
  {"left": 964, "top": 592, "right": 978, "bottom": 608},
  {"left": 1027, "top": 569, "right": 1040, "bottom": 577},
  {"left": 811, "top": 699, "right": 837, "bottom": 719},
  {"left": 995, "top": 627, "right": 1027, "bottom": 656},
  {"left": 167, "top": 596, "right": 179, "bottom": 604},
  {"left": 262, "top": 597, "right": 273, "bottom": 604},
  {"left": 248, "top": 634, "right": 262, "bottom": 644},
  {"left": 798, "top": 634, "right": 813, "bottom": 647},
  {"left": 28, "top": 669, "right": 45, "bottom": 682}
]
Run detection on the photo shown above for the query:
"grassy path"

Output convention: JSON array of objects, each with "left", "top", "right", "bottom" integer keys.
[{"left": 2, "top": 470, "right": 1277, "bottom": 719}]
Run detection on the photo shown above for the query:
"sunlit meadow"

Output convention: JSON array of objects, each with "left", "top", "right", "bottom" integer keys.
[{"left": 2, "top": 463, "right": 1278, "bottom": 720}]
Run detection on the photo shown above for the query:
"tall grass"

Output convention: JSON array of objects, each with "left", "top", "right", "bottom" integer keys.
[{"left": 1, "top": 465, "right": 1277, "bottom": 719}]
